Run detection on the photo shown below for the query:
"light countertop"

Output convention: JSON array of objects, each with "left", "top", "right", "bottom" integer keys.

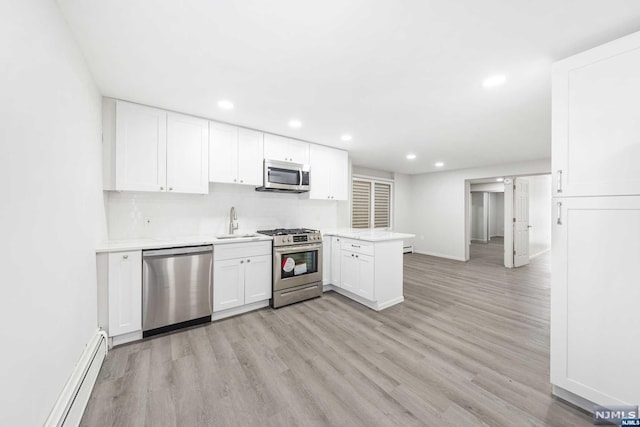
[
  {"left": 322, "top": 228, "right": 415, "bottom": 242},
  {"left": 96, "top": 234, "right": 273, "bottom": 253}
]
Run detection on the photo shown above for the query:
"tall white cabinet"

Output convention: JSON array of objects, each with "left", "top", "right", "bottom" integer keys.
[{"left": 551, "top": 31, "right": 640, "bottom": 409}]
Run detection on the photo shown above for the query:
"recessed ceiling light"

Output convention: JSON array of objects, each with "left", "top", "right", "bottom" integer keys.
[
  {"left": 341, "top": 134, "right": 352, "bottom": 141},
  {"left": 496, "top": 177, "right": 504, "bottom": 182},
  {"left": 217, "top": 100, "right": 234, "bottom": 110},
  {"left": 288, "top": 119, "right": 302, "bottom": 128},
  {"left": 435, "top": 161, "right": 444, "bottom": 167},
  {"left": 483, "top": 74, "right": 506, "bottom": 88},
  {"left": 406, "top": 154, "right": 416, "bottom": 160}
]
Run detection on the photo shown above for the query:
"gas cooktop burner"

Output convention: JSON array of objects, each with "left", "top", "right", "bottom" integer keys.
[
  {"left": 256, "top": 228, "right": 318, "bottom": 236},
  {"left": 257, "top": 228, "right": 323, "bottom": 246}
]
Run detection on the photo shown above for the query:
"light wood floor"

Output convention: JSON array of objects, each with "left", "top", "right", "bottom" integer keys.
[{"left": 81, "top": 249, "right": 592, "bottom": 427}]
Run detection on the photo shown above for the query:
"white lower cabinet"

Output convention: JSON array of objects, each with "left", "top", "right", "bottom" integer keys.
[
  {"left": 341, "top": 250, "right": 374, "bottom": 300},
  {"left": 330, "top": 237, "right": 403, "bottom": 310},
  {"left": 244, "top": 255, "right": 272, "bottom": 304},
  {"left": 330, "top": 236, "right": 342, "bottom": 286},
  {"left": 98, "top": 251, "right": 142, "bottom": 338},
  {"left": 213, "top": 242, "right": 272, "bottom": 313},
  {"left": 551, "top": 196, "right": 640, "bottom": 407}
]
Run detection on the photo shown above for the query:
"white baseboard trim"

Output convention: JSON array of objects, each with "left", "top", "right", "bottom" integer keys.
[
  {"left": 331, "top": 286, "right": 404, "bottom": 311},
  {"left": 323, "top": 284, "right": 336, "bottom": 293},
  {"left": 413, "top": 250, "right": 466, "bottom": 262},
  {"left": 212, "top": 300, "right": 270, "bottom": 321},
  {"left": 44, "top": 329, "right": 107, "bottom": 427},
  {"left": 530, "top": 248, "right": 550, "bottom": 259},
  {"left": 111, "top": 330, "right": 143, "bottom": 348},
  {"left": 552, "top": 385, "right": 595, "bottom": 414}
]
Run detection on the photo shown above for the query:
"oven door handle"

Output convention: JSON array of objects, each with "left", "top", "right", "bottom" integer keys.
[{"left": 274, "top": 243, "right": 322, "bottom": 254}]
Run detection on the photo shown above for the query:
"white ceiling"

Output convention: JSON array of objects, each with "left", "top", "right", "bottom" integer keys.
[{"left": 57, "top": 0, "right": 640, "bottom": 174}]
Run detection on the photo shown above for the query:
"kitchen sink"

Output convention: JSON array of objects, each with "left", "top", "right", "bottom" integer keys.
[{"left": 215, "top": 233, "right": 261, "bottom": 239}]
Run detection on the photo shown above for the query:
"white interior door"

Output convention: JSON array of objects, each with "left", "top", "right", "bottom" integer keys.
[{"left": 513, "top": 178, "right": 530, "bottom": 267}]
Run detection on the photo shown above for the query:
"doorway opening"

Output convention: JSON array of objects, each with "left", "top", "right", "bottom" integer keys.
[{"left": 465, "top": 174, "right": 551, "bottom": 268}]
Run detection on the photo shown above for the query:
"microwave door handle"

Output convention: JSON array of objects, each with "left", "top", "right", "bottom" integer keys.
[{"left": 299, "top": 168, "right": 303, "bottom": 186}]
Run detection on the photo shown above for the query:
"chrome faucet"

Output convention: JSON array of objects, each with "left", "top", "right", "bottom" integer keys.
[{"left": 229, "top": 206, "right": 238, "bottom": 234}]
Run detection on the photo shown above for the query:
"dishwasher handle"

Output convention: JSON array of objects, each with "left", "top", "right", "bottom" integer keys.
[{"left": 143, "top": 245, "right": 213, "bottom": 257}]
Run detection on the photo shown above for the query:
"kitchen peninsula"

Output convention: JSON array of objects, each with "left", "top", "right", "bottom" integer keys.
[{"left": 322, "top": 229, "right": 415, "bottom": 311}]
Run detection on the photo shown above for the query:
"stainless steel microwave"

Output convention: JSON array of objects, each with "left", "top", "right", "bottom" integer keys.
[{"left": 255, "top": 159, "right": 310, "bottom": 193}]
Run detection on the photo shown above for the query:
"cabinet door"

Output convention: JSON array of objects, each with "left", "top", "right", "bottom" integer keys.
[
  {"left": 209, "top": 122, "right": 238, "bottom": 184},
  {"left": 108, "top": 251, "right": 142, "bottom": 336},
  {"left": 309, "top": 144, "right": 332, "bottom": 200},
  {"left": 331, "top": 149, "right": 349, "bottom": 200},
  {"left": 331, "top": 237, "right": 342, "bottom": 286},
  {"left": 213, "top": 258, "right": 245, "bottom": 312},
  {"left": 115, "top": 101, "right": 167, "bottom": 192},
  {"left": 288, "top": 139, "right": 310, "bottom": 164},
  {"left": 355, "top": 254, "right": 375, "bottom": 300},
  {"left": 244, "top": 254, "right": 272, "bottom": 304},
  {"left": 237, "top": 129, "right": 264, "bottom": 186},
  {"left": 551, "top": 196, "right": 640, "bottom": 406},
  {"left": 166, "top": 112, "right": 209, "bottom": 194},
  {"left": 264, "top": 134, "right": 309, "bottom": 164},
  {"left": 552, "top": 32, "right": 640, "bottom": 197},
  {"left": 340, "top": 251, "right": 357, "bottom": 292}
]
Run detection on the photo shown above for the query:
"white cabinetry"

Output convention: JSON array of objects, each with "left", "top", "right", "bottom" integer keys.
[
  {"left": 166, "top": 112, "right": 209, "bottom": 194},
  {"left": 552, "top": 33, "right": 640, "bottom": 197},
  {"left": 103, "top": 99, "right": 209, "bottom": 194},
  {"left": 263, "top": 134, "right": 309, "bottom": 164},
  {"left": 96, "top": 250, "right": 142, "bottom": 342},
  {"left": 551, "top": 30, "right": 640, "bottom": 410},
  {"left": 213, "top": 241, "right": 271, "bottom": 315},
  {"left": 309, "top": 144, "right": 349, "bottom": 200},
  {"left": 331, "top": 236, "right": 342, "bottom": 287},
  {"left": 209, "top": 122, "right": 264, "bottom": 186},
  {"left": 329, "top": 237, "right": 403, "bottom": 310}
]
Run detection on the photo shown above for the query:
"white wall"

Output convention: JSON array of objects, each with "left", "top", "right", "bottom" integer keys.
[
  {"left": 106, "top": 185, "right": 347, "bottom": 239},
  {"left": 470, "top": 182, "right": 504, "bottom": 192},
  {"left": 489, "top": 192, "right": 505, "bottom": 237},
  {"left": 410, "top": 159, "right": 550, "bottom": 260},
  {"left": 528, "top": 174, "right": 552, "bottom": 257},
  {"left": 0, "top": 1, "right": 104, "bottom": 425}
]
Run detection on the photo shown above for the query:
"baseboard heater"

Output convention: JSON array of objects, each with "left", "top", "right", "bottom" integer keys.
[
  {"left": 44, "top": 329, "right": 107, "bottom": 427},
  {"left": 403, "top": 245, "right": 414, "bottom": 254}
]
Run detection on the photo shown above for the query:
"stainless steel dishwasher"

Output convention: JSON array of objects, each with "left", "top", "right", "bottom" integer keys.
[{"left": 142, "top": 245, "right": 213, "bottom": 337}]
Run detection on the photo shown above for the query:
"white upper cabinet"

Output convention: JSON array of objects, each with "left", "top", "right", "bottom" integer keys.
[
  {"left": 552, "top": 32, "right": 640, "bottom": 197},
  {"left": 209, "top": 123, "right": 264, "bottom": 186},
  {"left": 263, "top": 134, "right": 309, "bottom": 164},
  {"left": 166, "top": 112, "right": 209, "bottom": 194},
  {"left": 209, "top": 122, "right": 238, "bottom": 184},
  {"left": 114, "top": 101, "right": 167, "bottom": 192},
  {"left": 104, "top": 99, "right": 208, "bottom": 194},
  {"left": 237, "top": 128, "right": 264, "bottom": 186},
  {"left": 309, "top": 144, "right": 349, "bottom": 200}
]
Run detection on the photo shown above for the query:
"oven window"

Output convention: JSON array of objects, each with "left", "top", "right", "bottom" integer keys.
[
  {"left": 269, "top": 167, "right": 300, "bottom": 185},
  {"left": 280, "top": 250, "right": 318, "bottom": 279}
]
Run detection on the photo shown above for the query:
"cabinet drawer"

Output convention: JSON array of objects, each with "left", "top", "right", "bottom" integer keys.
[
  {"left": 214, "top": 241, "right": 271, "bottom": 261},
  {"left": 340, "top": 238, "right": 374, "bottom": 256}
]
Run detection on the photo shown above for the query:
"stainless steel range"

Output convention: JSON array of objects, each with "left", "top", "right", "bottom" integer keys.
[{"left": 256, "top": 228, "right": 323, "bottom": 308}]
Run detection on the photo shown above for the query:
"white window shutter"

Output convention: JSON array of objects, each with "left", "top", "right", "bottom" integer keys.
[{"left": 351, "top": 180, "right": 371, "bottom": 228}]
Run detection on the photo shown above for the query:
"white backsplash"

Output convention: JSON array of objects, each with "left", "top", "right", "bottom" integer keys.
[{"left": 106, "top": 183, "right": 347, "bottom": 240}]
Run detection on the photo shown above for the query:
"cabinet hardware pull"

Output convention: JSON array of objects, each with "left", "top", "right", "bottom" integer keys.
[
  {"left": 122, "top": 255, "right": 128, "bottom": 260},
  {"left": 355, "top": 255, "right": 359, "bottom": 258},
  {"left": 160, "top": 186, "right": 164, "bottom": 190},
  {"left": 557, "top": 202, "right": 563, "bottom": 225},
  {"left": 240, "top": 180, "right": 243, "bottom": 183},
  {"left": 233, "top": 179, "right": 236, "bottom": 182},
  {"left": 240, "top": 260, "right": 244, "bottom": 264},
  {"left": 557, "top": 170, "right": 563, "bottom": 193},
  {"left": 247, "top": 259, "right": 251, "bottom": 263},
  {"left": 169, "top": 187, "right": 173, "bottom": 191},
  {"left": 352, "top": 244, "right": 360, "bottom": 248}
]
